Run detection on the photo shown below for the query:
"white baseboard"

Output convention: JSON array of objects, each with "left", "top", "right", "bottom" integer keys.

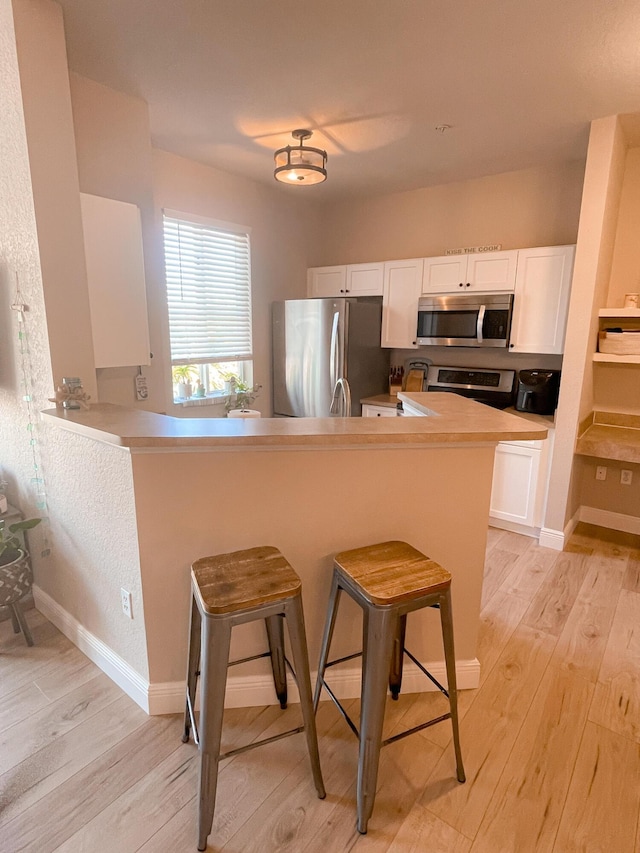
[
  {"left": 33, "top": 584, "right": 151, "bottom": 713},
  {"left": 578, "top": 506, "right": 640, "bottom": 536},
  {"left": 32, "top": 585, "right": 481, "bottom": 716},
  {"left": 539, "top": 509, "right": 580, "bottom": 551},
  {"left": 489, "top": 518, "right": 540, "bottom": 539}
]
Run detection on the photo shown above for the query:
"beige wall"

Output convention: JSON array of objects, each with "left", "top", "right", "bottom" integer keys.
[
  {"left": 13, "top": 0, "right": 97, "bottom": 399},
  {"left": 152, "top": 149, "right": 320, "bottom": 417},
  {"left": 608, "top": 146, "right": 640, "bottom": 307},
  {"left": 132, "top": 443, "right": 493, "bottom": 686},
  {"left": 70, "top": 73, "right": 168, "bottom": 412},
  {"left": 314, "top": 162, "right": 584, "bottom": 266}
]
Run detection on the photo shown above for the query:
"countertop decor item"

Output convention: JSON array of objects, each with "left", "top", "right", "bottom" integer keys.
[
  {"left": 48, "top": 378, "right": 91, "bottom": 410},
  {"left": 225, "top": 381, "right": 262, "bottom": 413}
]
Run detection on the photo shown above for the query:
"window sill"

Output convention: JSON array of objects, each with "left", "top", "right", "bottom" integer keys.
[{"left": 175, "top": 393, "right": 229, "bottom": 408}]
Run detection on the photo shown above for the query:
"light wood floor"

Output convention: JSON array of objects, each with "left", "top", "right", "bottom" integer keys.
[{"left": 1, "top": 523, "right": 639, "bottom": 852}]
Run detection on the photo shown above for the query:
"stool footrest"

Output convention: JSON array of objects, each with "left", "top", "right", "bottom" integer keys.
[
  {"left": 318, "top": 677, "right": 360, "bottom": 739},
  {"left": 228, "top": 651, "right": 272, "bottom": 668},
  {"left": 382, "top": 711, "right": 451, "bottom": 746},
  {"left": 219, "top": 725, "right": 305, "bottom": 760},
  {"left": 404, "top": 647, "right": 449, "bottom": 698}
]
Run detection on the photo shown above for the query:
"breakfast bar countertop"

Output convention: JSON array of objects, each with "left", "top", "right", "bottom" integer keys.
[{"left": 41, "top": 394, "right": 547, "bottom": 449}]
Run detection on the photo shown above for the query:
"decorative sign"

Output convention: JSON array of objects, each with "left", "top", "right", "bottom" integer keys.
[{"left": 445, "top": 244, "right": 502, "bottom": 255}]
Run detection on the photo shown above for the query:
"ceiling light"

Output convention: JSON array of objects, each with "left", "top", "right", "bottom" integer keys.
[{"left": 274, "top": 129, "right": 327, "bottom": 185}]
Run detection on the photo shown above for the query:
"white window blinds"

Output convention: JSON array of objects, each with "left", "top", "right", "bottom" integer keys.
[{"left": 163, "top": 213, "right": 252, "bottom": 365}]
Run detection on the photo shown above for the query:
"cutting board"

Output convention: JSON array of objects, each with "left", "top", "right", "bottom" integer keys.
[{"left": 404, "top": 369, "right": 425, "bottom": 392}]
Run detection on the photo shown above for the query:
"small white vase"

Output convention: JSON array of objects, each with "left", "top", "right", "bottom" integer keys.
[{"left": 178, "top": 382, "right": 193, "bottom": 399}]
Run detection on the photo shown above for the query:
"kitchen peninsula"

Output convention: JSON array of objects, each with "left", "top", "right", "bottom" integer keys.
[{"left": 39, "top": 395, "right": 546, "bottom": 715}]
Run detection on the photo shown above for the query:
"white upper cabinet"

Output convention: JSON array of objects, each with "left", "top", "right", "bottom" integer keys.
[
  {"left": 381, "top": 259, "right": 423, "bottom": 348},
  {"left": 307, "top": 263, "right": 383, "bottom": 297},
  {"left": 509, "top": 245, "right": 575, "bottom": 354},
  {"left": 422, "top": 250, "right": 518, "bottom": 294},
  {"left": 307, "top": 265, "right": 347, "bottom": 297},
  {"left": 80, "top": 193, "right": 151, "bottom": 368}
]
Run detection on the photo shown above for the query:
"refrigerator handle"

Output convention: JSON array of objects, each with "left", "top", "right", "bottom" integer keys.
[
  {"left": 341, "top": 378, "right": 352, "bottom": 417},
  {"left": 330, "top": 378, "right": 351, "bottom": 417},
  {"left": 329, "top": 311, "right": 340, "bottom": 389}
]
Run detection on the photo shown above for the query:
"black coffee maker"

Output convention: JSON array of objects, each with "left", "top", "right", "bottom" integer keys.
[{"left": 515, "top": 370, "right": 560, "bottom": 415}]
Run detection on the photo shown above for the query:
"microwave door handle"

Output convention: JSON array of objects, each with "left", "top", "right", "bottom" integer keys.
[{"left": 476, "top": 304, "right": 486, "bottom": 344}]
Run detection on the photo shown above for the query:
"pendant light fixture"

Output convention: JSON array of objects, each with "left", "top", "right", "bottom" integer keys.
[{"left": 274, "top": 129, "right": 327, "bottom": 185}]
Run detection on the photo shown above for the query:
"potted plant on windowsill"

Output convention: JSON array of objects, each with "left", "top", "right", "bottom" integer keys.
[
  {"left": 225, "top": 380, "right": 262, "bottom": 414},
  {"left": 172, "top": 365, "right": 198, "bottom": 400}
]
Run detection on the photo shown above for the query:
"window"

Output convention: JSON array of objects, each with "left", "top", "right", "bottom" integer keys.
[{"left": 163, "top": 211, "right": 253, "bottom": 401}]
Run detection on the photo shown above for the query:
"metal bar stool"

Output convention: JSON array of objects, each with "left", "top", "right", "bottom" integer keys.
[
  {"left": 183, "top": 546, "right": 325, "bottom": 851},
  {"left": 313, "top": 540, "right": 465, "bottom": 834}
]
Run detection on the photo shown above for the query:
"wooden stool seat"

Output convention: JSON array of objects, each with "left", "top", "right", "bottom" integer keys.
[
  {"left": 192, "top": 546, "right": 301, "bottom": 614},
  {"left": 184, "top": 546, "right": 325, "bottom": 851},
  {"left": 334, "top": 540, "right": 451, "bottom": 604},
  {"left": 314, "top": 540, "right": 465, "bottom": 834}
]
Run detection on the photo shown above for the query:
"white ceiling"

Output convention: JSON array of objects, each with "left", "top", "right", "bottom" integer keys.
[{"left": 55, "top": 0, "right": 640, "bottom": 200}]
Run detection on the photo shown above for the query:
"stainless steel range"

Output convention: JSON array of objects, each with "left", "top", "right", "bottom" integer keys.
[{"left": 425, "top": 364, "right": 516, "bottom": 409}]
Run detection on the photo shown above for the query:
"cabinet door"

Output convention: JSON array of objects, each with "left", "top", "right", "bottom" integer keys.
[
  {"left": 466, "top": 250, "right": 518, "bottom": 292},
  {"left": 362, "top": 404, "right": 398, "bottom": 417},
  {"left": 422, "top": 255, "right": 468, "bottom": 293},
  {"left": 80, "top": 193, "right": 151, "bottom": 368},
  {"left": 307, "top": 266, "right": 347, "bottom": 297},
  {"left": 509, "top": 246, "right": 575, "bottom": 354},
  {"left": 490, "top": 442, "right": 541, "bottom": 527},
  {"left": 382, "top": 259, "right": 423, "bottom": 348},
  {"left": 346, "top": 263, "right": 384, "bottom": 296}
]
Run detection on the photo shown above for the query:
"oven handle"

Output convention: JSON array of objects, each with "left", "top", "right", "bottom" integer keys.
[{"left": 476, "top": 304, "right": 486, "bottom": 344}]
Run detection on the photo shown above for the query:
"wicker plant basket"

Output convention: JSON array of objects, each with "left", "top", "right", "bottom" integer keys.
[{"left": 0, "top": 549, "right": 33, "bottom": 607}]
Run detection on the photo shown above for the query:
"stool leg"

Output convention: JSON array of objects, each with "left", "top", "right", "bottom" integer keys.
[
  {"left": 440, "top": 588, "right": 466, "bottom": 784},
  {"left": 313, "top": 570, "right": 342, "bottom": 711},
  {"left": 10, "top": 607, "right": 21, "bottom": 634},
  {"left": 197, "top": 617, "right": 231, "bottom": 852},
  {"left": 11, "top": 602, "right": 34, "bottom": 647},
  {"left": 285, "top": 594, "right": 326, "bottom": 800},
  {"left": 265, "top": 614, "right": 288, "bottom": 709},
  {"left": 389, "top": 614, "right": 407, "bottom": 700},
  {"left": 183, "top": 591, "right": 202, "bottom": 743},
  {"left": 357, "top": 607, "right": 397, "bottom": 834}
]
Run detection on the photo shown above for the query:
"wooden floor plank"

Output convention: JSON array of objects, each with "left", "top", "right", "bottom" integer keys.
[
  {"left": 477, "top": 589, "right": 531, "bottom": 686},
  {"left": 423, "top": 624, "right": 557, "bottom": 840},
  {"left": 0, "top": 672, "right": 123, "bottom": 776},
  {"left": 386, "top": 804, "right": 472, "bottom": 853},
  {"left": 495, "top": 542, "right": 559, "bottom": 602},
  {"left": 623, "top": 551, "right": 640, "bottom": 592},
  {"left": 0, "top": 711, "right": 176, "bottom": 851},
  {"left": 481, "top": 548, "right": 521, "bottom": 609},
  {"left": 469, "top": 666, "right": 593, "bottom": 853},
  {"left": 549, "top": 552, "right": 626, "bottom": 681},
  {"left": 522, "top": 551, "right": 589, "bottom": 637},
  {"left": 588, "top": 588, "right": 640, "bottom": 743},
  {"left": 552, "top": 722, "right": 640, "bottom": 853}
]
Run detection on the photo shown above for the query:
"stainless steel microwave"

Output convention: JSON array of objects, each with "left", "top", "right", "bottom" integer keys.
[{"left": 416, "top": 293, "right": 513, "bottom": 347}]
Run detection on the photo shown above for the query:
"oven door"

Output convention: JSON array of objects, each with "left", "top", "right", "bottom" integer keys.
[{"left": 416, "top": 293, "right": 513, "bottom": 347}]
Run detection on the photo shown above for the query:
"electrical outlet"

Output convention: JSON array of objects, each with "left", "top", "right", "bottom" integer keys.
[
  {"left": 121, "top": 588, "right": 133, "bottom": 619},
  {"left": 595, "top": 466, "right": 607, "bottom": 481},
  {"left": 620, "top": 469, "right": 633, "bottom": 485}
]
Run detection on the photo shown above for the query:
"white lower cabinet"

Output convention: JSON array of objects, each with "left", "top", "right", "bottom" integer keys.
[
  {"left": 490, "top": 430, "right": 554, "bottom": 534},
  {"left": 362, "top": 404, "right": 399, "bottom": 417}
]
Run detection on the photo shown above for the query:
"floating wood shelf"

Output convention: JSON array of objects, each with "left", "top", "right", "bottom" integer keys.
[
  {"left": 593, "top": 353, "right": 640, "bottom": 364},
  {"left": 598, "top": 308, "right": 640, "bottom": 318}
]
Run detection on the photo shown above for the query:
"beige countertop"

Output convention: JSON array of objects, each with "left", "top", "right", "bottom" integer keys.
[
  {"left": 41, "top": 395, "right": 547, "bottom": 449},
  {"left": 360, "top": 394, "right": 401, "bottom": 409},
  {"left": 575, "top": 411, "right": 640, "bottom": 464}
]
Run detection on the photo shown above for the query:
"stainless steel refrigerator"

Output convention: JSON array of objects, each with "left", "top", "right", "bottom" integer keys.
[{"left": 272, "top": 297, "right": 390, "bottom": 417}]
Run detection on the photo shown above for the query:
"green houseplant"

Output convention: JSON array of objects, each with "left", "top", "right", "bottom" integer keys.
[
  {"left": 0, "top": 517, "right": 41, "bottom": 605},
  {"left": 0, "top": 516, "right": 41, "bottom": 646},
  {"left": 172, "top": 364, "right": 198, "bottom": 400},
  {"left": 225, "top": 380, "right": 262, "bottom": 413}
]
